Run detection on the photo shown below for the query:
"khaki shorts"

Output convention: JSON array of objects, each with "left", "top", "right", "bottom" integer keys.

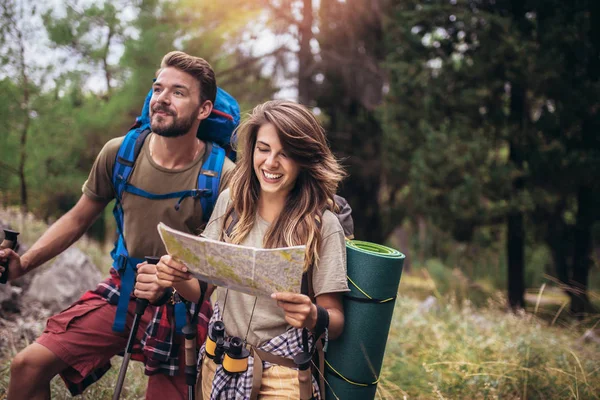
[{"left": 199, "top": 355, "right": 300, "bottom": 399}]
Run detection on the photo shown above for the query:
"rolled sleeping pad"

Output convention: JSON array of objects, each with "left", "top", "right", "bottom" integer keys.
[{"left": 325, "top": 240, "right": 405, "bottom": 400}]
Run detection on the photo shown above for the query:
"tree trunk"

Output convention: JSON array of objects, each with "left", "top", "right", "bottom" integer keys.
[
  {"left": 102, "top": 24, "right": 114, "bottom": 98},
  {"left": 317, "top": 0, "right": 387, "bottom": 243},
  {"left": 507, "top": 210, "right": 525, "bottom": 309},
  {"left": 333, "top": 103, "right": 384, "bottom": 243},
  {"left": 506, "top": 78, "right": 526, "bottom": 310},
  {"left": 297, "top": 0, "right": 313, "bottom": 105},
  {"left": 570, "top": 185, "right": 595, "bottom": 315},
  {"left": 545, "top": 207, "right": 571, "bottom": 298},
  {"left": 17, "top": 25, "right": 29, "bottom": 211}
]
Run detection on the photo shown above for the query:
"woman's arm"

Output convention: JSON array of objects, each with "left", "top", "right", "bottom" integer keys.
[{"left": 315, "top": 292, "right": 344, "bottom": 339}]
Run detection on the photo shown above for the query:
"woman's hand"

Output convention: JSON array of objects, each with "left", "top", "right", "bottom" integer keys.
[
  {"left": 272, "top": 292, "right": 345, "bottom": 339},
  {"left": 271, "top": 292, "right": 317, "bottom": 330},
  {"left": 154, "top": 255, "right": 192, "bottom": 288}
]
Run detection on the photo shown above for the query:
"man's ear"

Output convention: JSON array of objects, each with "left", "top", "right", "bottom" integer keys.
[{"left": 197, "top": 100, "right": 213, "bottom": 121}]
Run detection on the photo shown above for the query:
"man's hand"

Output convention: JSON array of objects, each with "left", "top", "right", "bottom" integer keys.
[
  {"left": 134, "top": 261, "right": 166, "bottom": 304},
  {"left": 271, "top": 292, "right": 318, "bottom": 330},
  {"left": 0, "top": 249, "right": 27, "bottom": 282}
]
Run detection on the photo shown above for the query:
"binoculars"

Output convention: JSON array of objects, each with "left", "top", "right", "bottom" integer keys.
[
  {"left": 0, "top": 229, "right": 20, "bottom": 284},
  {"left": 205, "top": 321, "right": 250, "bottom": 374}
]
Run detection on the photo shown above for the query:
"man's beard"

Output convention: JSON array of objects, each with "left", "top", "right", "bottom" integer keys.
[{"left": 151, "top": 108, "right": 198, "bottom": 138}]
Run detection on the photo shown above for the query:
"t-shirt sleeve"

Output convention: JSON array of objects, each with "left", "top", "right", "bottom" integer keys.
[
  {"left": 312, "top": 213, "right": 350, "bottom": 297},
  {"left": 82, "top": 137, "right": 123, "bottom": 202},
  {"left": 201, "top": 189, "right": 231, "bottom": 240}
]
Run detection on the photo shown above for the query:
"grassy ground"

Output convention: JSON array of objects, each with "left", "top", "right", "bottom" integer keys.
[
  {"left": 376, "top": 296, "right": 600, "bottom": 399},
  {"left": 2, "top": 289, "right": 598, "bottom": 399},
  {"left": 1, "top": 208, "right": 599, "bottom": 399}
]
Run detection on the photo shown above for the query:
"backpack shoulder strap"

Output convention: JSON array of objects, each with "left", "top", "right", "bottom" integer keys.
[
  {"left": 109, "top": 126, "right": 151, "bottom": 332},
  {"left": 112, "top": 126, "right": 152, "bottom": 202},
  {"left": 198, "top": 142, "right": 226, "bottom": 221}
]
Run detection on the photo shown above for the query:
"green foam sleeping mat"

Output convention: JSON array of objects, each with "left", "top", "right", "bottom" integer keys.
[{"left": 324, "top": 240, "right": 405, "bottom": 400}]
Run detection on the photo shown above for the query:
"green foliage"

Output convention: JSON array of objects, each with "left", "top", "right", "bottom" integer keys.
[
  {"left": 380, "top": 0, "right": 527, "bottom": 242},
  {"left": 378, "top": 0, "right": 600, "bottom": 310},
  {"left": 43, "top": 1, "right": 131, "bottom": 93},
  {"left": 0, "top": 0, "right": 278, "bottom": 234}
]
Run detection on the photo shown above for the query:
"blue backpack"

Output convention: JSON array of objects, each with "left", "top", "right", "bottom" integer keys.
[{"left": 110, "top": 87, "right": 240, "bottom": 332}]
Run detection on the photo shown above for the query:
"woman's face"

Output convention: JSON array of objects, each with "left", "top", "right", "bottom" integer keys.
[{"left": 253, "top": 123, "right": 301, "bottom": 198}]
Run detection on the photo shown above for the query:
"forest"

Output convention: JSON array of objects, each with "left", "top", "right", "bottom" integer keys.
[{"left": 1, "top": 0, "right": 599, "bottom": 398}]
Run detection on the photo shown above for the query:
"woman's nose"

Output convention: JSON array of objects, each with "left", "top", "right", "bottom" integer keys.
[{"left": 265, "top": 153, "right": 278, "bottom": 167}]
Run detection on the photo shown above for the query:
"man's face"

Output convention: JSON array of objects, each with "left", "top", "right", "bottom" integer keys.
[{"left": 149, "top": 67, "right": 202, "bottom": 138}]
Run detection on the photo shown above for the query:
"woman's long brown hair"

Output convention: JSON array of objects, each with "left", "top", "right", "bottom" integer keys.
[{"left": 222, "top": 100, "right": 346, "bottom": 271}]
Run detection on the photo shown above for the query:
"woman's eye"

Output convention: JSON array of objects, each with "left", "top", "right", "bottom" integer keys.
[
  {"left": 153, "top": 87, "right": 161, "bottom": 93},
  {"left": 280, "top": 152, "right": 288, "bottom": 158},
  {"left": 257, "top": 147, "right": 269, "bottom": 152}
]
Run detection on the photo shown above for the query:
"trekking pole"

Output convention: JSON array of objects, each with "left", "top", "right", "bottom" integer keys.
[
  {"left": 182, "top": 320, "right": 198, "bottom": 400},
  {"left": 294, "top": 343, "right": 314, "bottom": 400},
  {"left": 0, "top": 229, "right": 19, "bottom": 284},
  {"left": 112, "top": 256, "right": 159, "bottom": 400},
  {"left": 182, "top": 281, "right": 207, "bottom": 400}
]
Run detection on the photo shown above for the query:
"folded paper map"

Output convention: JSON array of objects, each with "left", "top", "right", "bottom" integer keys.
[{"left": 157, "top": 222, "right": 306, "bottom": 297}]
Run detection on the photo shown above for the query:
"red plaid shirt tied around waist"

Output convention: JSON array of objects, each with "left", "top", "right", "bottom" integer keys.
[{"left": 66, "top": 268, "right": 212, "bottom": 395}]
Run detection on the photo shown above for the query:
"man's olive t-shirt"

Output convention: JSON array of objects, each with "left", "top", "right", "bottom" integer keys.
[
  {"left": 83, "top": 134, "right": 235, "bottom": 260},
  {"left": 202, "top": 189, "right": 349, "bottom": 347}
]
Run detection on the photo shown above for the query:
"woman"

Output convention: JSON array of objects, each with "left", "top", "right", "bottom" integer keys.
[{"left": 150, "top": 100, "right": 348, "bottom": 399}]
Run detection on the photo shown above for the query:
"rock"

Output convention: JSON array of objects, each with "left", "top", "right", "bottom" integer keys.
[
  {"left": 24, "top": 247, "right": 102, "bottom": 312},
  {"left": 0, "top": 300, "right": 52, "bottom": 348},
  {"left": 578, "top": 329, "right": 600, "bottom": 345},
  {"left": 0, "top": 283, "right": 11, "bottom": 304}
]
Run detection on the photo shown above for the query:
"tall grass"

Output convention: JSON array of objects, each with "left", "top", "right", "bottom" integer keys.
[{"left": 376, "top": 295, "right": 600, "bottom": 399}]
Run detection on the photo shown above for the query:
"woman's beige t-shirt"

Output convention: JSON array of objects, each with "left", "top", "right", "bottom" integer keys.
[{"left": 202, "top": 189, "right": 349, "bottom": 347}]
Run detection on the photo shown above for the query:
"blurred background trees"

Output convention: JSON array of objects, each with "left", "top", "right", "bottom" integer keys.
[{"left": 1, "top": 0, "right": 599, "bottom": 315}]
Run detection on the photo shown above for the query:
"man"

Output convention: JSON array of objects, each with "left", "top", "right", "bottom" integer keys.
[{"left": 0, "top": 51, "right": 234, "bottom": 400}]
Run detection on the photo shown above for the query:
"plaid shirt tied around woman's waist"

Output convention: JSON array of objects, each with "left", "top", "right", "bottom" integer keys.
[{"left": 199, "top": 301, "right": 321, "bottom": 400}]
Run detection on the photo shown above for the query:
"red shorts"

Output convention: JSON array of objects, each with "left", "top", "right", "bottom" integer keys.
[{"left": 37, "top": 297, "right": 187, "bottom": 400}]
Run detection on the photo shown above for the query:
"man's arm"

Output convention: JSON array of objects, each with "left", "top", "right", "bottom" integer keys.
[{"left": 0, "top": 195, "right": 108, "bottom": 280}]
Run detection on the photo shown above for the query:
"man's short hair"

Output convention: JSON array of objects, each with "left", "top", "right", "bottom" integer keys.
[{"left": 160, "top": 51, "right": 217, "bottom": 104}]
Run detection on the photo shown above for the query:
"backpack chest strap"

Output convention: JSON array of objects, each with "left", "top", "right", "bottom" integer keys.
[{"left": 121, "top": 184, "right": 213, "bottom": 211}]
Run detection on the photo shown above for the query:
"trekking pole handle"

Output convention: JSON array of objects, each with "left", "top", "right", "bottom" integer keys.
[
  {"left": 135, "top": 256, "right": 160, "bottom": 315},
  {"left": 0, "top": 229, "right": 19, "bottom": 284}
]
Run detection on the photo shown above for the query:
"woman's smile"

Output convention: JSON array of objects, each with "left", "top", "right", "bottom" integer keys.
[{"left": 253, "top": 123, "right": 300, "bottom": 197}]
